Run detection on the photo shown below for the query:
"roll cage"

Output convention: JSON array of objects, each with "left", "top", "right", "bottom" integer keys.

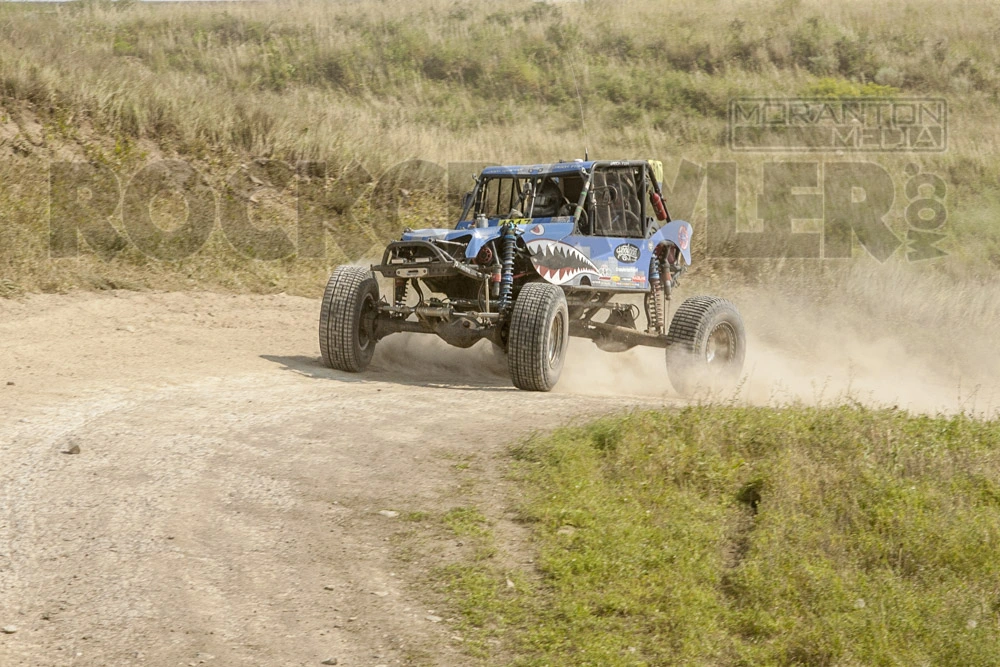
[{"left": 459, "top": 160, "right": 671, "bottom": 238}]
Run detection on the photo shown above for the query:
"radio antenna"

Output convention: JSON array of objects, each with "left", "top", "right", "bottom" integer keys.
[{"left": 568, "top": 58, "right": 590, "bottom": 161}]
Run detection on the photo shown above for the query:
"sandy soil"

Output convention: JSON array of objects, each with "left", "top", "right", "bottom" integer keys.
[{"left": 0, "top": 291, "right": 669, "bottom": 667}]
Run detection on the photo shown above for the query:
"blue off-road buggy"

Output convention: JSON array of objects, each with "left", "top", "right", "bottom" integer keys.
[{"left": 319, "top": 160, "right": 745, "bottom": 393}]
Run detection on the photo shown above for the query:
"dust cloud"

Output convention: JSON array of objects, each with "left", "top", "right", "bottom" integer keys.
[
  {"left": 370, "top": 335, "right": 511, "bottom": 385},
  {"left": 370, "top": 263, "right": 1000, "bottom": 416}
]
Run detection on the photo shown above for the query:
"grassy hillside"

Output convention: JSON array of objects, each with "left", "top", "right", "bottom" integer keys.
[
  {"left": 1, "top": 0, "right": 1000, "bottom": 296},
  {"left": 440, "top": 404, "right": 1000, "bottom": 665}
]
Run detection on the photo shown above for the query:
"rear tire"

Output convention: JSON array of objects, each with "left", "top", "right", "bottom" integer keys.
[
  {"left": 666, "top": 296, "right": 746, "bottom": 396},
  {"left": 507, "top": 283, "right": 569, "bottom": 392},
  {"left": 319, "top": 266, "right": 380, "bottom": 372}
]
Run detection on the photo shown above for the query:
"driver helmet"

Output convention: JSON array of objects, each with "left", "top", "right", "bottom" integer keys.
[{"left": 532, "top": 178, "right": 563, "bottom": 218}]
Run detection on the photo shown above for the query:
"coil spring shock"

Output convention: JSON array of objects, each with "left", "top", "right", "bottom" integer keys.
[
  {"left": 648, "top": 255, "right": 664, "bottom": 334},
  {"left": 497, "top": 221, "right": 517, "bottom": 311},
  {"left": 394, "top": 278, "right": 410, "bottom": 308}
]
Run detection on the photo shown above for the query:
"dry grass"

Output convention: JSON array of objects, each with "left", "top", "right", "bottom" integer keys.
[
  {"left": 1, "top": 0, "right": 997, "bottom": 166},
  {"left": 0, "top": 0, "right": 999, "bottom": 294}
]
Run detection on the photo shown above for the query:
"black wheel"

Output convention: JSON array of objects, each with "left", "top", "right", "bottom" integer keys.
[
  {"left": 507, "top": 283, "right": 569, "bottom": 392},
  {"left": 666, "top": 296, "right": 746, "bottom": 396},
  {"left": 319, "top": 266, "right": 380, "bottom": 372}
]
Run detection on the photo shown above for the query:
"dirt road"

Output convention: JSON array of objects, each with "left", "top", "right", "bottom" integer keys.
[
  {"left": 0, "top": 291, "right": 670, "bottom": 667},
  {"left": 3, "top": 282, "right": 998, "bottom": 667}
]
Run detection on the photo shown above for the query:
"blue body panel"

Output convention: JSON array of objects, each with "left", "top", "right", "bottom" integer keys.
[
  {"left": 479, "top": 162, "right": 595, "bottom": 178},
  {"left": 401, "top": 217, "right": 693, "bottom": 292}
]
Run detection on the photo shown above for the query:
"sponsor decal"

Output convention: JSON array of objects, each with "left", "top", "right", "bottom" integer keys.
[
  {"left": 677, "top": 225, "right": 690, "bottom": 250},
  {"left": 614, "top": 243, "right": 641, "bottom": 264},
  {"left": 526, "top": 239, "right": 600, "bottom": 285},
  {"left": 611, "top": 275, "right": 621, "bottom": 282},
  {"left": 632, "top": 274, "right": 646, "bottom": 283}
]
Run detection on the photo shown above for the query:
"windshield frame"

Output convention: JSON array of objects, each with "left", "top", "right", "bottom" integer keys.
[{"left": 462, "top": 169, "right": 590, "bottom": 222}]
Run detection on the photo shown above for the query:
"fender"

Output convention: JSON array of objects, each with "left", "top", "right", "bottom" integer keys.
[
  {"left": 401, "top": 225, "right": 505, "bottom": 260},
  {"left": 650, "top": 220, "right": 693, "bottom": 265}
]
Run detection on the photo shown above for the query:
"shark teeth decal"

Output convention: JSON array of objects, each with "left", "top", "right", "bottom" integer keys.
[{"left": 527, "top": 239, "right": 600, "bottom": 286}]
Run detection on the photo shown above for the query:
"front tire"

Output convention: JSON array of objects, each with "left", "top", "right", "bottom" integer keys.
[
  {"left": 507, "top": 283, "right": 569, "bottom": 392},
  {"left": 319, "top": 266, "right": 380, "bottom": 372},
  {"left": 666, "top": 296, "right": 746, "bottom": 396}
]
